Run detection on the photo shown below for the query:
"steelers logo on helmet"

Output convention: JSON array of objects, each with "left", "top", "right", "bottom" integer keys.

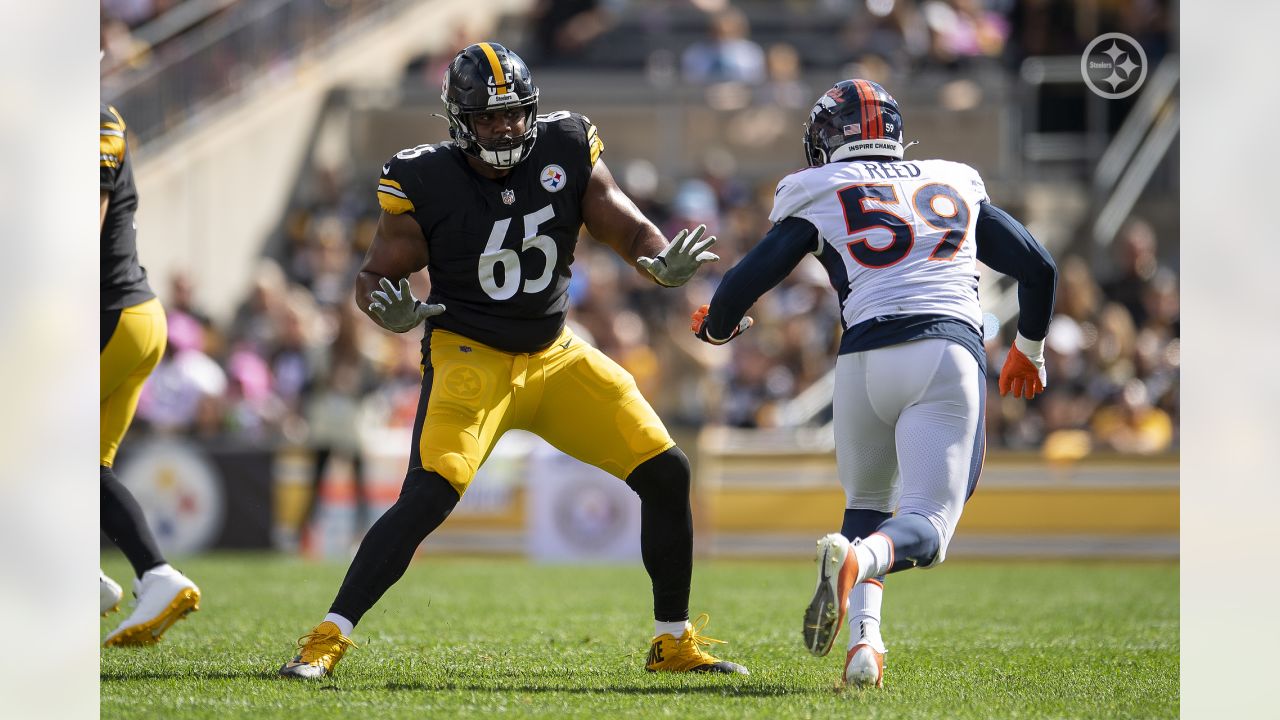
[
  {"left": 441, "top": 42, "right": 540, "bottom": 169},
  {"left": 540, "top": 164, "right": 567, "bottom": 193},
  {"left": 803, "top": 79, "right": 907, "bottom": 167}
]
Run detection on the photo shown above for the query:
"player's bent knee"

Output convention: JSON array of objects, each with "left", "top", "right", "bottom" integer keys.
[
  {"left": 884, "top": 511, "right": 947, "bottom": 570},
  {"left": 923, "top": 531, "right": 952, "bottom": 568},
  {"left": 401, "top": 468, "right": 462, "bottom": 508},
  {"left": 908, "top": 513, "right": 949, "bottom": 569},
  {"left": 624, "top": 446, "right": 690, "bottom": 502},
  {"left": 423, "top": 453, "right": 475, "bottom": 497}
]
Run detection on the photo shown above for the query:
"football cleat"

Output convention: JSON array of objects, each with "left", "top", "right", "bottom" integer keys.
[
  {"left": 103, "top": 565, "right": 200, "bottom": 647},
  {"left": 100, "top": 570, "right": 123, "bottom": 616},
  {"left": 278, "top": 621, "right": 357, "bottom": 679},
  {"left": 803, "top": 533, "right": 860, "bottom": 657},
  {"left": 843, "top": 642, "right": 885, "bottom": 688},
  {"left": 645, "top": 613, "right": 748, "bottom": 674}
]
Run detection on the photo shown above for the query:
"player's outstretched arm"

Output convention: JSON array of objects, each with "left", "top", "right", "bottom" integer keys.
[
  {"left": 581, "top": 159, "right": 718, "bottom": 287},
  {"left": 975, "top": 202, "right": 1058, "bottom": 399},
  {"left": 355, "top": 211, "right": 443, "bottom": 333},
  {"left": 692, "top": 217, "right": 818, "bottom": 345}
]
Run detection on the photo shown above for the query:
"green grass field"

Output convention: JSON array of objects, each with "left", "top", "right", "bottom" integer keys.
[{"left": 100, "top": 553, "right": 1177, "bottom": 719}]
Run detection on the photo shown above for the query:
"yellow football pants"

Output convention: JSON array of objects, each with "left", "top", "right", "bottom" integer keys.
[
  {"left": 418, "top": 326, "right": 675, "bottom": 496},
  {"left": 101, "top": 298, "right": 167, "bottom": 466}
]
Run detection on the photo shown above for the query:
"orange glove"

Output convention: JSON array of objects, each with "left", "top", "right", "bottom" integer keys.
[
  {"left": 691, "top": 304, "right": 752, "bottom": 345},
  {"left": 999, "top": 336, "right": 1047, "bottom": 399}
]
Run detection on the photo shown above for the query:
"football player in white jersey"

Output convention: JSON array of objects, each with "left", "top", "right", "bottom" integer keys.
[{"left": 692, "top": 79, "right": 1057, "bottom": 688}]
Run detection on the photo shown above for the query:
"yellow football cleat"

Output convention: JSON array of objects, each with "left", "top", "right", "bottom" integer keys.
[
  {"left": 278, "top": 622, "right": 357, "bottom": 679},
  {"left": 644, "top": 613, "right": 749, "bottom": 674}
]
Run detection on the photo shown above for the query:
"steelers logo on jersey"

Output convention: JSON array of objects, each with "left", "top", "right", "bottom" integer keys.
[{"left": 540, "top": 164, "right": 567, "bottom": 193}]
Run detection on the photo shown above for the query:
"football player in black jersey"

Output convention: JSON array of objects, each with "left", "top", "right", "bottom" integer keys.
[
  {"left": 99, "top": 104, "right": 201, "bottom": 646},
  {"left": 279, "top": 42, "right": 748, "bottom": 678}
]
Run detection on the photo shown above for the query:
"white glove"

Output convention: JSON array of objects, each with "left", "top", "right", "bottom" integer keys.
[
  {"left": 368, "top": 277, "right": 445, "bottom": 333},
  {"left": 637, "top": 224, "right": 720, "bottom": 288}
]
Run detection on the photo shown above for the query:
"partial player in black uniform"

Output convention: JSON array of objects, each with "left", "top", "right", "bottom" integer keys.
[
  {"left": 99, "top": 103, "right": 201, "bottom": 646},
  {"left": 279, "top": 42, "right": 747, "bottom": 678}
]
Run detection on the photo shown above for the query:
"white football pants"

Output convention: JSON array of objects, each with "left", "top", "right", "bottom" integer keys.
[{"left": 833, "top": 338, "right": 985, "bottom": 567}]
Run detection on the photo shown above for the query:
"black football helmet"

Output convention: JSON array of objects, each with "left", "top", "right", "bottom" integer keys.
[
  {"left": 803, "top": 79, "right": 906, "bottom": 166},
  {"left": 441, "top": 42, "right": 540, "bottom": 169}
]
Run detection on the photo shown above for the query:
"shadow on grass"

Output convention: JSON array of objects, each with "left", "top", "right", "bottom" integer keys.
[
  {"left": 101, "top": 669, "right": 280, "bottom": 682},
  {"left": 382, "top": 681, "right": 802, "bottom": 697},
  {"left": 101, "top": 672, "right": 810, "bottom": 697}
]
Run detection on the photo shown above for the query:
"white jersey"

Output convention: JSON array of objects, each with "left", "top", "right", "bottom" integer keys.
[{"left": 770, "top": 159, "right": 989, "bottom": 332}]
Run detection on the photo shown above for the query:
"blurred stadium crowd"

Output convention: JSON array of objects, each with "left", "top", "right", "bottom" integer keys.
[{"left": 108, "top": 0, "right": 1178, "bottom": 459}]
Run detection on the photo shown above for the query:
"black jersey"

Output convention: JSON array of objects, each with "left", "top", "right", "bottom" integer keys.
[
  {"left": 100, "top": 104, "right": 154, "bottom": 310},
  {"left": 376, "top": 111, "right": 605, "bottom": 353}
]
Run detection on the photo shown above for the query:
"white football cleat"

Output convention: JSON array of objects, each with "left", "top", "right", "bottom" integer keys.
[
  {"left": 100, "top": 570, "right": 123, "bottom": 616},
  {"left": 803, "top": 533, "right": 859, "bottom": 656},
  {"left": 103, "top": 565, "right": 200, "bottom": 647}
]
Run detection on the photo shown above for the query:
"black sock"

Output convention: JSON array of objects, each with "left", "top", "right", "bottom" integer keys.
[
  {"left": 328, "top": 468, "right": 459, "bottom": 625},
  {"left": 840, "top": 508, "right": 891, "bottom": 543},
  {"left": 625, "top": 447, "right": 693, "bottom": 624},
  {"left": 100, "top": 464, "right": 165, "bottom": 578}
]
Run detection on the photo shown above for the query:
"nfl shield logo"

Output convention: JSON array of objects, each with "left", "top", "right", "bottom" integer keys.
[{"left": 501, "top": 189, "right": 515, "bottom": 205}]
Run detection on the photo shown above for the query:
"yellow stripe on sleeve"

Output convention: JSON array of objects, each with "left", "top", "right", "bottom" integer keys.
[
  {"left": 378, "top": 190, "right": 415, "bottom": 215},
  {"left": 589, "top": 136, "right": 604, "bottom": 166},
  {"left": 585, "top": 122, "right": 604, "bottom": 165},
  {"left": 379, "top": 178, "right": 403, "bottom": 190},
  {"left": 100, "top": 133, "right": 125, "bottom": 166}
]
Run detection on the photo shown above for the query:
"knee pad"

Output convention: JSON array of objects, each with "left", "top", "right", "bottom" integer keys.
[
  {"left": 624, "top": 447, "right": 691, "bottom": 502},
  {"left": 424, "top": 452, "right": 475, "bottom": 497}
]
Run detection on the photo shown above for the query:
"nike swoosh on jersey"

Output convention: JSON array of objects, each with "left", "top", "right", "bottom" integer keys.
[{"left": 383, "top": 164, "right": 391, "bottom": 174}]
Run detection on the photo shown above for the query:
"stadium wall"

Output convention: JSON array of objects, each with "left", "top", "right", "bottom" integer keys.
[{"left": 117, "top": 431, "right": 1177, "bottom": 561}]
